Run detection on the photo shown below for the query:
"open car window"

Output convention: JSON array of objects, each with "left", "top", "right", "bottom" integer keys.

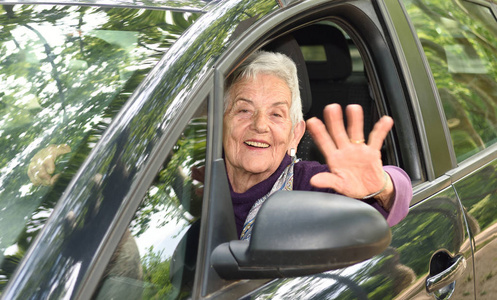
[{"left": 292, "top": 22, "right": 393, "bottom": 166}]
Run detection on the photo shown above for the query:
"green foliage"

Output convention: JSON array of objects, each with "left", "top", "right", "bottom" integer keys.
[
  {"left": 131, "top": 116, "right": 205, "bottom": 239},
  {"left": 122, "top": 112, "right": 207, "bottom": 299},
  {"left": 141, "top": 247, "right": 175, "bottom": 299},
  {"left": 0, "top": 4, "right": 199, "bottom": 293},
  {"left": 404, "top": 0, "right": 497, "bottom": 162},
  {"left": 391, "top": 198, "right": 459, "bottom": 276},
  {"left": 454, "top": 162, "right": 497, "bottom": 232},
  {"left": 468, "top": 194, "right": 497, "bottom": 229}
]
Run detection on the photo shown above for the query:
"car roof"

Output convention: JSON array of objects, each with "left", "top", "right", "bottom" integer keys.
[{"left": 0, "top": 0, "right": 214, "bottom": 12}]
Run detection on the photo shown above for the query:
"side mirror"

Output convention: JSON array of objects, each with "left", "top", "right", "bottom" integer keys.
[{"left": 212, "top": 191, "right": 391, "bottom": 279}]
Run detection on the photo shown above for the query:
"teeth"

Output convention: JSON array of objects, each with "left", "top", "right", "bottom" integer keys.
[{"left": 245, "top": 141, "right": 270, "bottom": 148}]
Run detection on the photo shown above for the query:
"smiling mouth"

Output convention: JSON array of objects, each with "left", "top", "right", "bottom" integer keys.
[{"left": 244, "top": 141, "right": 270, "bottom": 148}]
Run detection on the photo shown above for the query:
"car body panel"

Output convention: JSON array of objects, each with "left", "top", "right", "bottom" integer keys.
[
  {"left": 204, "top": 0, "right": 476, "bottom": 298},
  {"left": 453, "top": 157, "right": 497, "bottom": 298}
]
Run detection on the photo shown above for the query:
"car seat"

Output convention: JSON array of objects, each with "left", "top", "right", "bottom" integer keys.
[{"left": 293, "top": 24, "right": 377, "bottom": 157}]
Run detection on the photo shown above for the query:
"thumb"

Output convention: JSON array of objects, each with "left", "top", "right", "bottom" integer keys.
[{"left": 309, "top": 172, "right": 338, "bottom": 189}]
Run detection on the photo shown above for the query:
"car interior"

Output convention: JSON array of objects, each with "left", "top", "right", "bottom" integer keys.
[{"left": 263, "top": 22, "right": 385, "bottom": 165}]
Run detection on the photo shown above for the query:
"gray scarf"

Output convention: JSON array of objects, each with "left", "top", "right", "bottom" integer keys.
[{"left": 240, "top": 157, "right": 297, "bottom": 241}]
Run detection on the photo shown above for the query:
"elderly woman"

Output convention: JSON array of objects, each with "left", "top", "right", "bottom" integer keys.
[{"left": 223, "top": 51, "right": 412, "bottom": 240}]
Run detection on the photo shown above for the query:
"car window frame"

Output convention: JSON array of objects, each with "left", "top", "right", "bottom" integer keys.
[
  {"left": 201, "top": 0, "right": 426, "bottom": 298},
  {"left": 214, "top": 0, "right": 425, "bottom": 183},
  {"left": 378, "top": 0, "right": 457, "bottom": 181},
  {"left": 387, "top": 0, "right": 497, "bottom": 189}
]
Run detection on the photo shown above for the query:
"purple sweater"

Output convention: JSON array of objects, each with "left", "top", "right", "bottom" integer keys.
[{"left": 230, "top": 155, "right": 412, "bottom": 237}]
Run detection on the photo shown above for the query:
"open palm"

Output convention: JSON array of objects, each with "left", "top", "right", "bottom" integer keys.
[{"left": 306, "top": 104, "right": 394, "bottom": 201}]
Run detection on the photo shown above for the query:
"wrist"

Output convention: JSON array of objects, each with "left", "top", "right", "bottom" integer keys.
[
  {"left": 373, "top": 173, "right": 395, "bottom": 211},
  {"left": 361, "top": 171, "right": 388, "bottom": 200}
]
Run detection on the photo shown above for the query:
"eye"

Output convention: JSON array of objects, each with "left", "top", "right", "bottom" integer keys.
[
  {"left": 234, "top": 107, "right": 253, "bottom": 118},
  {"left": 270, "top": 108, "right": 286, "bottom": 119}
]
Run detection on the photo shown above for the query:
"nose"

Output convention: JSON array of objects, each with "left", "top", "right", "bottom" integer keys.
[{"left": 251, "top": 111, "right": 269, "bottom": 133}]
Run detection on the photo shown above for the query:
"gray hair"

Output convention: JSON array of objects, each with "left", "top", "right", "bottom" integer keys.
[{"left": 224, "top": 51, "right": 303, "bottom": 125}]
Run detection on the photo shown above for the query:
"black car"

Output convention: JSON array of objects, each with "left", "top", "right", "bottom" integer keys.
[{"left": 1, "top": 0, "right": 497, "bottom": 299}]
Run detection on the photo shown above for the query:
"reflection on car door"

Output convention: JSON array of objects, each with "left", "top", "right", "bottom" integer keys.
[
  {"left": 454, "top": 161, "right": 497, "bottom": 298},
  {"left": 249, "top": 184, "right": 474, "bottom": 299},
  {"left": 402, "top": 0, "right": 497, "bottom": 298}
]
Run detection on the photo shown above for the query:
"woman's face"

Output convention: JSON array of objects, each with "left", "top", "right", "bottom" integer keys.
[{"left": 223, "top": 73, "right": 304, "bottom": 185}]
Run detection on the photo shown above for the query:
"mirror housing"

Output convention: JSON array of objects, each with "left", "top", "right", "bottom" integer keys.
[{"left": 212, "top": 191, "right": 391, "bottom": 279}]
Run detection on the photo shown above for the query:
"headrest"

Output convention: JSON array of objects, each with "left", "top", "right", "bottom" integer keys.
[
  {"left": 294, "top": 24, "right": 352, "bottom": 81},
  {"left": 263, "top": 35, "right": 312, "bottom": 115}
]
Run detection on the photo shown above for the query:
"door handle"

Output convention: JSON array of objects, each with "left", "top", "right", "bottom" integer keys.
[{"left": 425, "top": 251, "right": 466, "bottom": 294}]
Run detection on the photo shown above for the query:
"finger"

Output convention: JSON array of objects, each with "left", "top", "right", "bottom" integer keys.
[
  {"left": 323, "top": 104, "right": 349, "bottom": 148},
  {"left": 309, "top": 172, "right": 339, "bottom": 189},
  {"left": 345, "top": 104, "right": 365, "bottom": 143},
  {"left": 368, "top": 116, "right": 394, "bottom": 150},
  {"left": 306, "top": 117, "right": 337, "bottom": 160}
]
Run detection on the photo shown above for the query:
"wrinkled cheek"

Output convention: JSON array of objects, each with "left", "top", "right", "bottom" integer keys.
[
  {"left": 222, "top": 125, "right": 235, "bottom": 148},
  {"left": 224, "top": 138, "right": 241, "bottom": 163}
]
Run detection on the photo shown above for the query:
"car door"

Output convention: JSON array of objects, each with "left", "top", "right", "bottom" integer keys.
[
  {"left": 400, "top": 0, "right": 497, "bottom": 298},
  {"left": 0, "top": 1, "right": 279, "bottom": 299},
  {"left": 209, "top": 0, "right": 476, "bottom": 298},
  {"left": 87, "top": 0, "right": 496, "bottom": 299}
]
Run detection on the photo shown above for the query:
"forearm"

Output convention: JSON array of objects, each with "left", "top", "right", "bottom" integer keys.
[{"left": 375, "top": 166, "right": 412, "bottom": 227}]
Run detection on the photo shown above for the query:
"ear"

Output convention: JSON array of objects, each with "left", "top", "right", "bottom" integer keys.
[{"left": 290, "top": 120, "right": 306, "bottom": 150}]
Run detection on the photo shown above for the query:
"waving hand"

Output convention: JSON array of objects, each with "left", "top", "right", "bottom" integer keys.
[{"left": 306, "top": 104, "right": 395, "bottom": 210}]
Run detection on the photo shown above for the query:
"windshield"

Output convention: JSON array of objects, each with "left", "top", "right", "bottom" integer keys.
[{"left": 0, "top": 4, "right": 199, "bottom": 291}]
